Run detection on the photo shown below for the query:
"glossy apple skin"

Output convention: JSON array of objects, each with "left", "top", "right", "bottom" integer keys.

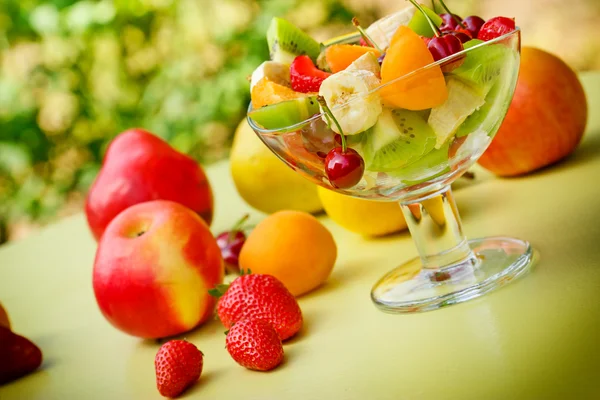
[
  {"left": 92, "top": 200, "right": 224, "bottom": 339},
  {"left": 478, "top": 47, "right": 588, "bottom": 176},
  {"left": 85, "top": 129, "right": 214, "bottom": 241}
]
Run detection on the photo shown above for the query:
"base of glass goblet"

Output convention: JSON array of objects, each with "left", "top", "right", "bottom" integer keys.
[{"left": 370, "top": 237, "right": 534, "bottom": 314}]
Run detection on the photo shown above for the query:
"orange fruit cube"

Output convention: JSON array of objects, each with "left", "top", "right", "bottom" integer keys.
[
  {"left": 325, "top": 44, "right": 382, "bottom": 73},
  {"left": 251, "top": 78, "right": 308, "bottom": 109}
]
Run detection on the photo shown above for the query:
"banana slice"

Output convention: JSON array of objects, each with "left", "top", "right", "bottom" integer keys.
[
  {"left": 250, "top": 61, "right": 290, "bottom": 90},
  {"left": 366, "top": 6, "right": 416, "bottom": 50},
  {"left": 346, "top": 52, "right": 381, "bottom": 78},
  {"left": 319, "top": 70, "right": 382, "bottom": 136}
]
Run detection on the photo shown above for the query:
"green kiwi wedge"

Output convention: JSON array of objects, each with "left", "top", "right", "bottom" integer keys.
[
  {"left": 455, "top": 64, "right": 517, "bottom": 138},
  {"left": 451, "top": 39, "right": 516, "bottom": 97},
  {"left": 248, "top": 96, "right": 320, "bottom": 132},
  {"left": 362, "top": 108, "right": 437, "bottom": 172},
  {"left": 408, "top": 5, "right": 443, "bottom": 38},
  {"left": 390, "top": 141, "right": 451, "bottom": 185},
  {"left": 267, "top": 18, "right": 321, "bottom": 64}
]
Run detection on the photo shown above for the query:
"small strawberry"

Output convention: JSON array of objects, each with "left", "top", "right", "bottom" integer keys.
[
  {"left": 209, "top": 273, "right": 303, "bottom": 341},
  {"left": 225, "top": 319, "right": 284, "bottom": 371},
  {"left": 155, "top": 340, "right": 203, "bottom": 398},
  {"left": 0, "top": 326, "right": 43, "bottom": 385},
  {"left": 290, "top": 55, "right": 331, "bottom": 93}
]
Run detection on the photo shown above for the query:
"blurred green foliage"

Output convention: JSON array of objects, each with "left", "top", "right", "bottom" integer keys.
[{"left": 0, "top": 0, "right": 379, "bottom": 241}]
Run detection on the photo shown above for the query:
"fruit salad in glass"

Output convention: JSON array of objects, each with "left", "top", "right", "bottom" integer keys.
[{"left": 247, "top": 0, "right": 532, "bottom": 313}]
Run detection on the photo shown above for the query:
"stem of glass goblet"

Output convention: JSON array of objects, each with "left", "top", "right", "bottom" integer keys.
[{"left": 400, "top": 185, "right": 476, "bottom": 272}]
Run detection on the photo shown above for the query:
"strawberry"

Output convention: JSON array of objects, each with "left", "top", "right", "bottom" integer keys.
[
  {"left": 210, "top": 273, "right": 303, "bottom": 341},
  {"left": 225, "top": 319, "right": 284, "bottom": 371},
  {"left": 290, "top": 55, "right": 331, "bottom": 93},
  {"left": 0, "top": 326, "right": 43, "bottom": 385},
  {"left": 155, "top": 340, "right": 203, "bottom": 398},
  {"left": 477, "top": 17, "right": 515, "bottom": 41}
]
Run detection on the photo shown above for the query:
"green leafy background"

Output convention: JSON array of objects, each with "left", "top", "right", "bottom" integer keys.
[{"left": 0, "top": 0, "right": 598, "bottom": 243}]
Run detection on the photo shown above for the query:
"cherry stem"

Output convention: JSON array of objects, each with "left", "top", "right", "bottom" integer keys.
[
  {"left": 229, "top": 213, "right": 249, "bottom": 242},
  {"left": 437, "top": 0, "right": 466, "bottom": 29},
  {"left": 352, "top": 17, "right": 383, "bottom": 53},
  {"left": 407, "top": 0, "right": 442, "bottom": 37},
  {"left": 317, "top": 96, "right": 347, "bottom": 152}
]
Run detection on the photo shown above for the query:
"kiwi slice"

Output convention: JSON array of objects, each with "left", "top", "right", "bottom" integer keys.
[
  {"left": 248, "top": 96, "right": 320, "bottom": 132},
  {"left": 408, "top": 5, "right": 443, "bottom": 38},
  {"left": 267, "top": 18, "right": 321, "bottom": 64},
  {"left": 451, "top": 40, "right": 516, "bottom": 97},
  {"left": 455, "top": 62, "right": 517, "bottom": 138},
  {"left": 363, "top": 108, "right": 437, "bottom": 172},
  {"left": 390, "top": 141, "right": 451, "bottom": 185}
]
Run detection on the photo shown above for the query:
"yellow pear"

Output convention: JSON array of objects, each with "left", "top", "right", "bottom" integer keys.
[
  {"left": 317, "top": 187, "right": 408, "bottom": 237},
  {"left": 230, "top": 118, "right": 322, "bottom": 214}
]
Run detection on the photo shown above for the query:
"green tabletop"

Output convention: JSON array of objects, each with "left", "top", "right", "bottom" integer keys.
[{"left": 1, "top": 73, "right": 600, "bottom": 400}]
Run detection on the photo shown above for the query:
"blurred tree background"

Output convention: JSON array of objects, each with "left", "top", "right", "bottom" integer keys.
[{"left": 1, "top": 0, "right": 599, "bottom": 244}]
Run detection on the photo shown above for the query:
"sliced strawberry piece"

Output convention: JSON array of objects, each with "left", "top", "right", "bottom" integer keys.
[
  {"left": 478, "top": 17, "right": 516, "bottom": 41},
  {"left": 290, "top": 55, "right": 331, "bottom": 93}
]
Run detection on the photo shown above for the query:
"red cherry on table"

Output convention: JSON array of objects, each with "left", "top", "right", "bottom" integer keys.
[
  {"left": 478, "top": 17, "right": 516, "bottom": 41},
  {"left": 325, "top": 147, "right": 365, "bottom": 189},
  {"left": 439, "top": 13, "right": 463, "bottom": 31},
  {"left": 216, "top": 230, "right": 246, "bottom": 274},
  {"left": 290, "top": 55, "right": 331, "bottom": 93},
  {"left": 462, "top": 15, "right": 486, "bottom": 38},
  {"left": 427, "top": 34, "right": 465, "bottom": 71}
]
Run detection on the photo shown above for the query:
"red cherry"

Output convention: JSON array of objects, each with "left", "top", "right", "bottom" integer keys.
[
  {"left": 216, "top": 230, "right": 246, "bottom": 274},
  {"left": 427, "top": 34, "right": 465, "bottom": 71},
  {"left": 453, "top": 28, "right": 473, "bottom": 42},
  {"left": 324, "top": 147, "right": 364, "bottom": 189},
  {"left": 462, "top": 15, "right": 485, "bottom": 38},
  {"left": 442, "top": 29, "right": 471, "bottom": 44},
  {"left": 439, "top": 13, "right": 462, "bottom": 31},
  {"left": 477, "top": 17, "right": 516, "bottom": 41}
]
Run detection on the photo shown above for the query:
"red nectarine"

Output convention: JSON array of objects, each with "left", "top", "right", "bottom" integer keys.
[{"left": 478, "top": 47, "right": 588, "bottom": 176}]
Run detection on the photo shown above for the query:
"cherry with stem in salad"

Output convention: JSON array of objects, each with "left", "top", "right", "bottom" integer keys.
[
  {"left": 216, "top": 214, "right": 251, "bottom": 275},
  {"left": 317, "top": 96, "right": 365, "bottom": 189},
  {"left": 436, "top": 0, "right": 466, "bottom": 30},
  {"left": 407, "top": 0, "right": 464, "bottom": 71},
  {"left": 462, "top": 15, "right": 486, "bottom": 38}
]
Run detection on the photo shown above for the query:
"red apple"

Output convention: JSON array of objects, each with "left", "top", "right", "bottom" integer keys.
[
  {"left": 92, "top": 200, "right": 224, "bottom": 339},
  {"left": 85, "top": 129, "right": 214, "bottom": 241},
  {"left": 478, "top": 47, "right": 588, "bottom": 176}
]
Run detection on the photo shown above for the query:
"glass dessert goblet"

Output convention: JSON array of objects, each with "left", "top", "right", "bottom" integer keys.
[{"left": 248, "top": 29, "right": 533, "bottom": 313}]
